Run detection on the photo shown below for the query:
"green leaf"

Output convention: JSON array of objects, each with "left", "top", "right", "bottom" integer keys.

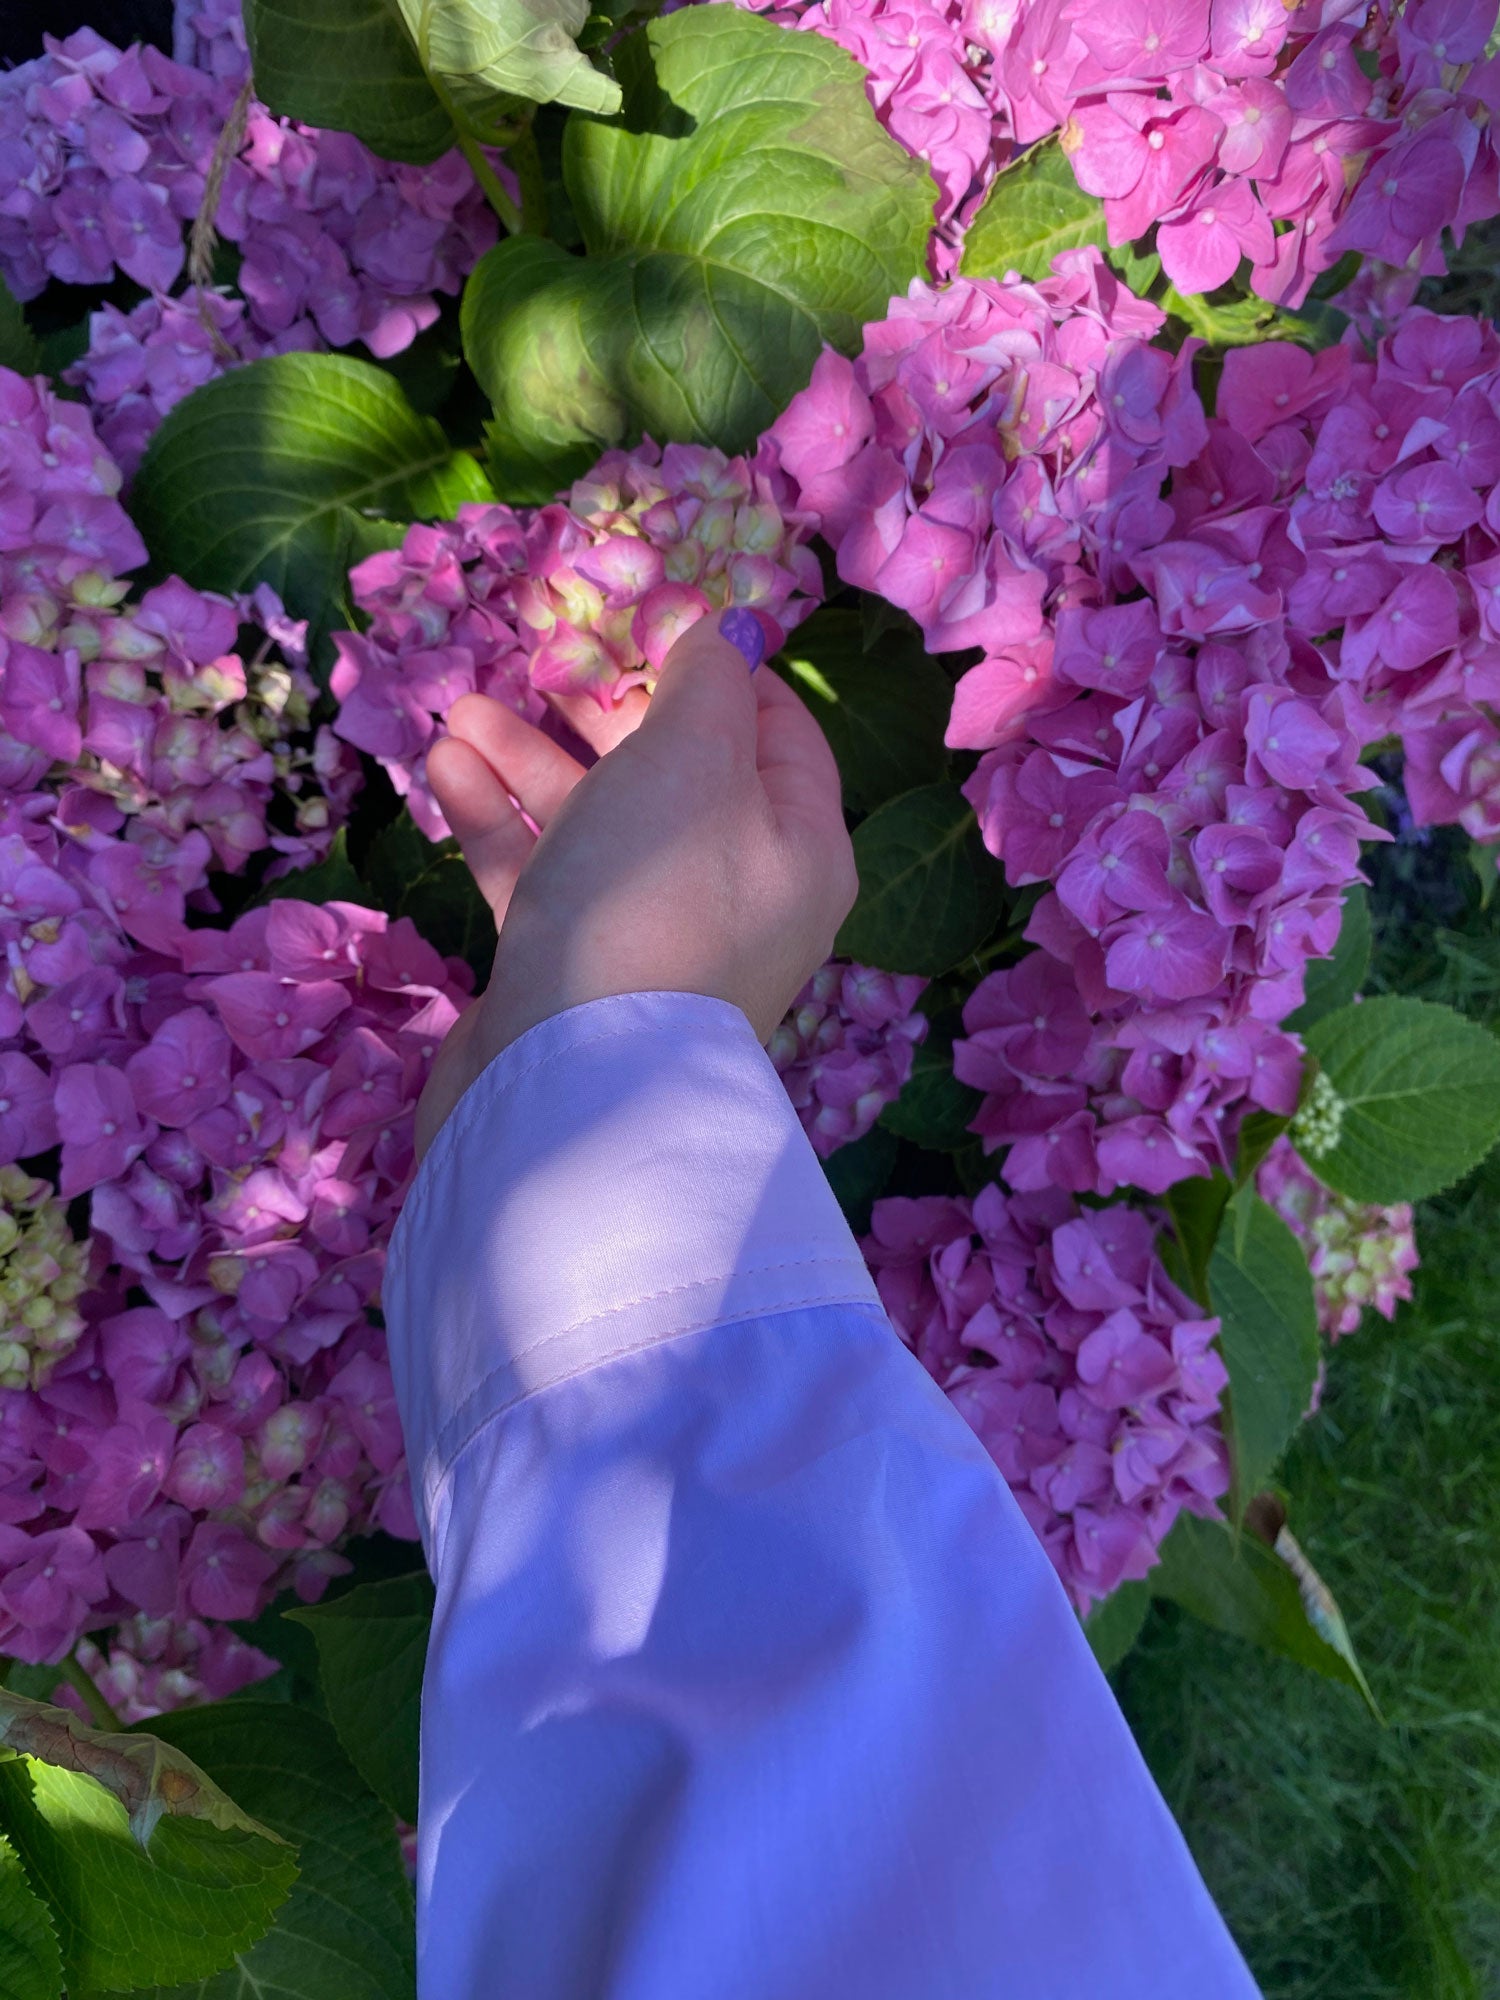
[
  {"left": 1287, "top": 883, "right": 1371, "bottom": 1033},
  {"left": 822, "top": 1122, "right": 897, "bottom": 1236},
  {"left": 0, "top": 1751, "right": 294, "bottom": 1994},
  {"left": 1165, "top": 1171, "right": 1231, "bottom": 1310},
  {"left": 1148, "top": 1513, "right": 1377, "bottom": 1714},
  {"left": 393, "top": 0, "right": 622, "bottom": 128},
  {"left": 1233, "top": 1109, "right": 1290, "bottom": 1190},
  {"left": 1083, "top": 1580, "right": 1151, "bottom": 1674},
  {"left": 243, "top": 0, "right": 456, "bottom": 162},
  {"left": 131, "top": 353, "right": 494, "bottom": 630},
  {"left": 0, "top": 278, "right": 40, "bottom": 377},
  {"left": 286, "top": 1572, "right": 434, "bottom": 1824},
  {"left": 464, "top": 7, "right": 934, "bottom": 495},
  {"left": 879, "top": 1037, "right": 981, "bottom": 1152},
  {"left": 0, "top": 1832, "right": 61, "bottom": 2000},
  {"left": 1208, "top": 1195, "right": 1320, "bottom": 1516},
  {"left": 362, "top": 809, "right": 493, "bottom": 981},
  {"left": 960, "top": 139, "right": 1107, "bottom": 283},
  {"left": 0, "top": 1690, "right": 288, "bottom": 1852},
  {"left": 1301, "top": 995, "right": 1500, "bottom": 1204},
  {"left": 135, "top": 1703, "right": 416, "bottom": 2000},
  {"left": 252, "top": 829, "right": 366, "bottom": 910},
  {"left": 778, "top": 609, "right": 953, "bottom": 816},
  {"left": 836, "top": 782, "right": 1007, "bottom": 978},
  {"left": 1162, "top": 287, "right": 1349, "bottom": 355},
  {"left": 245, "top": 0, "right": 618, "bottom": 168}
]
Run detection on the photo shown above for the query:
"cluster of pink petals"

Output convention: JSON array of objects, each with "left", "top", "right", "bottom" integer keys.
[
  {"left": 1257, "top": 1133, "right": 1418, "bottom": 1340},
  {"left": 0, "top": 368, "right": 360, "bottom": 877},
  {"left": 723, "top": 0, "right": 1000, "bottom": 274},
  {"left": 863, "top": 1183, "right": 1230, "bottom": 1610},
  {"left": 714, "top": 0, "right": 1500, "bottom": 303},
  {"left": 64, "top": 289, "right": 302, "bottom": 482},
  {"left": 769, "top": 256, "right": 1375, "bottom": 1196},
  {"left": 0, "top": 377, "right": 469, "bottom": 1668},
  {"left": 1001, "top": 0, "right": 1500, "bottom": 305},
  {"left": 332, "top": 440, "right": 822, "bottom": 838},
  {"left": 768, "top": 959, "right": 928, "bottom": 1156},
  {"left": 1248, "top": 311, "right": 1500, "bottom": 851},
  {"left": 69, "top": 1609, "right": 277, "bottom": 1723},
  {"left": 0, "top": 818, "right": 468, "bottom": 1662},
  {"left": 1, "top": 2, "right": 496, "bottom": 466}
]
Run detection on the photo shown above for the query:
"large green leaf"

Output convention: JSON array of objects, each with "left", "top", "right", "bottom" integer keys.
[
  {"left": 0, "top": 1832, "right": 61, "bottom": 2000},
  {"left": 464, "top": 6, "right": 934, "bottom": 498},
  {"left": 1164, "top": 1170, "right": 1231, "bottom": 1310},
  {"left": 778, "top": 610, "right": 952, "bottom": 816},
  {"left": 1148, "top": 1513, "right": 1376, "bottom": 1714},
  {"left": 0, "top": 1751, "right": 294, "bottom": 1994},
  {"left": 822, "top": 1122, "right": 897, "bottom": 1236},
  {"left": 131, "top": 354, "right": 493, "bottom": 629},
  {"left": 363, "top": 809, "right": 494, "bottom": 982},
  {"left": 245, "top": 0, "right": 618, "bottom": 167},
  {"left": 1300, "top": 996, "right": 1500, "bottom": 1204},
  {"left": 243, "top": 0, "right": 454, "bottom": 162},
  {"left": 1083, "top": 1580, "right": 1151, "bottom": 1674},
  {"left": 1209, "top": 1194, "right": 1320, "bottom": 1516},
  {"left": 836, "top": 783, "right": 1007, "bottom": 978},
  {"left": 134, "top": 1703, "right": 415, "bottom": 2000},
  {"left": 879, "top": 1037, "right": 982, "bottom": 1153},
  {"left": 286, "top": 1572, "right": 435, "bottom": 1824},
  {"left": 1287, "top": 884, "right": 1371, "bottom": 1034},
  {"left": 0, "top": 278, "right": 40, "bottom": 377},
  {"left": 960, "top": 140, "right": 1107, "bottom": 283}
]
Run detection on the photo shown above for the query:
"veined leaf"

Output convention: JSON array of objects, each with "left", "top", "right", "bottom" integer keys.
[
  {"left": 131, "top": 353, "right": 492, "bottom": 630},
  {"left": 0, "top": 1833, "right": 61, "bottom": 2000},
  {"left": 135, "top": 1703, "right": 415, "bottom": 2000},
  {"left": 0, "top": 1746, "right": 294, "bottom": 1994},
  {"left": 961, "top": 140, "right": 1107, "bottom": 283},
  {"left": 779, "top": 609, "right": 952, "bottom": 816},
  {"left": 286, "top": 1571, "right": 435, "bottom": 1824},
  {"left": 244, "top": 0, "right": 618, "bottom": 166},
  {"left": 1300, "top": 995, "right": 1500, "bottom": 1204},
  {"left": 836, "top": 783, "right": 1008, "bottom": 978},
  {"left": 1149, "top": 1512, "right": 1377, "bottom": 1716},
  {"left": 1209, "top": 1194, "right": 1320, "bottom": 1517},
  {"left": 464, "top": 6, "right": 934, "bottom": 497}
]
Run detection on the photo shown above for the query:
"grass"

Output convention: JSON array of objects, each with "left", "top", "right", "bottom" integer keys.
[{"left": 1114, "top": 823, "right": 1500, "bottom": 2000}]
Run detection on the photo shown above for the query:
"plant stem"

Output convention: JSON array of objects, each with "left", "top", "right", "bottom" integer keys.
[
  {"left": 59, "top": 1650, "right": 124, "bottom": 1733},
  {"left": 507, "top": 123, "right": 550, "bottom": 236},
  {"left": 459, "top": 132, "right": 523, "bottom": 236}
]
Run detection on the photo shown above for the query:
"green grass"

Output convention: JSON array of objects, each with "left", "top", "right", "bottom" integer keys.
[{"left": 1115, "top": 824, "right": 1500, "bottom": 2000}]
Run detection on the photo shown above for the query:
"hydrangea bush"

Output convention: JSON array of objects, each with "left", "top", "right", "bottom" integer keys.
[{"left": 3, "top": 0, "right": 1500, "bottom": 1984}]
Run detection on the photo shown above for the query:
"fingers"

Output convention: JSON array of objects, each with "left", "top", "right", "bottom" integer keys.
[
  {"left": 446, "top": 693, "right": 586, "bottom": 826},
  {"left": 636, "top": 613, "right": 760, "bottom": 763},
  {"left": 426, "top": 733, "right": 535, "bottom": 924},
  {"left": 753, "top": 661, "right": 848, "bottom": 834},
  {"left": 541, "top": 683, "right": 651, "bottom": 757}
]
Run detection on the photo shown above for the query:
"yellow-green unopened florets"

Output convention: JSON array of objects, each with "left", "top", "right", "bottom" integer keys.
[
  {"left": 1290, "top": 1070, "right": 1345, "bottom": 1160},
  {"left": 0, "top": 1169, "right": 91, "bottom": 1390}
]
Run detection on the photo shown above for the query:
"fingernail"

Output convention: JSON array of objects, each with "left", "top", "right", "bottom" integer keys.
[{"left": 718, "top": 606, "right": 765, "bottom": 673}]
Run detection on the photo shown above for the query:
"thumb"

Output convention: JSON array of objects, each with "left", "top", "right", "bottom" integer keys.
[{"left": 634, "top": 608, "right": 762, "bottom": 761}]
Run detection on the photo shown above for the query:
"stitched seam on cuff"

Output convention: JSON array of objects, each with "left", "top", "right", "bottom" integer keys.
[
  {"left": 392, "top": 1004, "right": 768, "bottom": 1258},
  {"left": 424, "top": 1295, "right": 895, "bottom": 1571}
]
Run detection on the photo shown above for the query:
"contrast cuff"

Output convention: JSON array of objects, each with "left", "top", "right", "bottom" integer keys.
[{"left": 384, "top": 990, "right": 881, "bottom": 1555}]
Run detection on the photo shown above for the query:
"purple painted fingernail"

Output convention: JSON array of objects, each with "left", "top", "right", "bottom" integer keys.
[{"left": 718, "top": 606, "right": 765, "bottom": 673}]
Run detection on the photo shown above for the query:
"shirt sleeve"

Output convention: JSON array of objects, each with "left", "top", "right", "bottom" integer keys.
[{"left": 383, "top": 990, "right": 1262, "bottom": 2000}]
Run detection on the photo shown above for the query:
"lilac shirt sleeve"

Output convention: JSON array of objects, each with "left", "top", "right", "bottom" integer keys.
[{"left": 384, "top": 990, "right": 1261, "bottom": 2000}]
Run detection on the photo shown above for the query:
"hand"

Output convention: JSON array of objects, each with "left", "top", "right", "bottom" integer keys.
[{"left": 413, "top": 612, "right": 858, "bottom": 1161}]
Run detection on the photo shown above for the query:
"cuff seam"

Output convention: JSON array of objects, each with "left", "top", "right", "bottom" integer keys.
[
  {"left": 425, "top": 1291, "right": 893, "bottom": 1564},
  {"left": 392, "top": 1000, "right": 760, "bottom": 1253}
]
